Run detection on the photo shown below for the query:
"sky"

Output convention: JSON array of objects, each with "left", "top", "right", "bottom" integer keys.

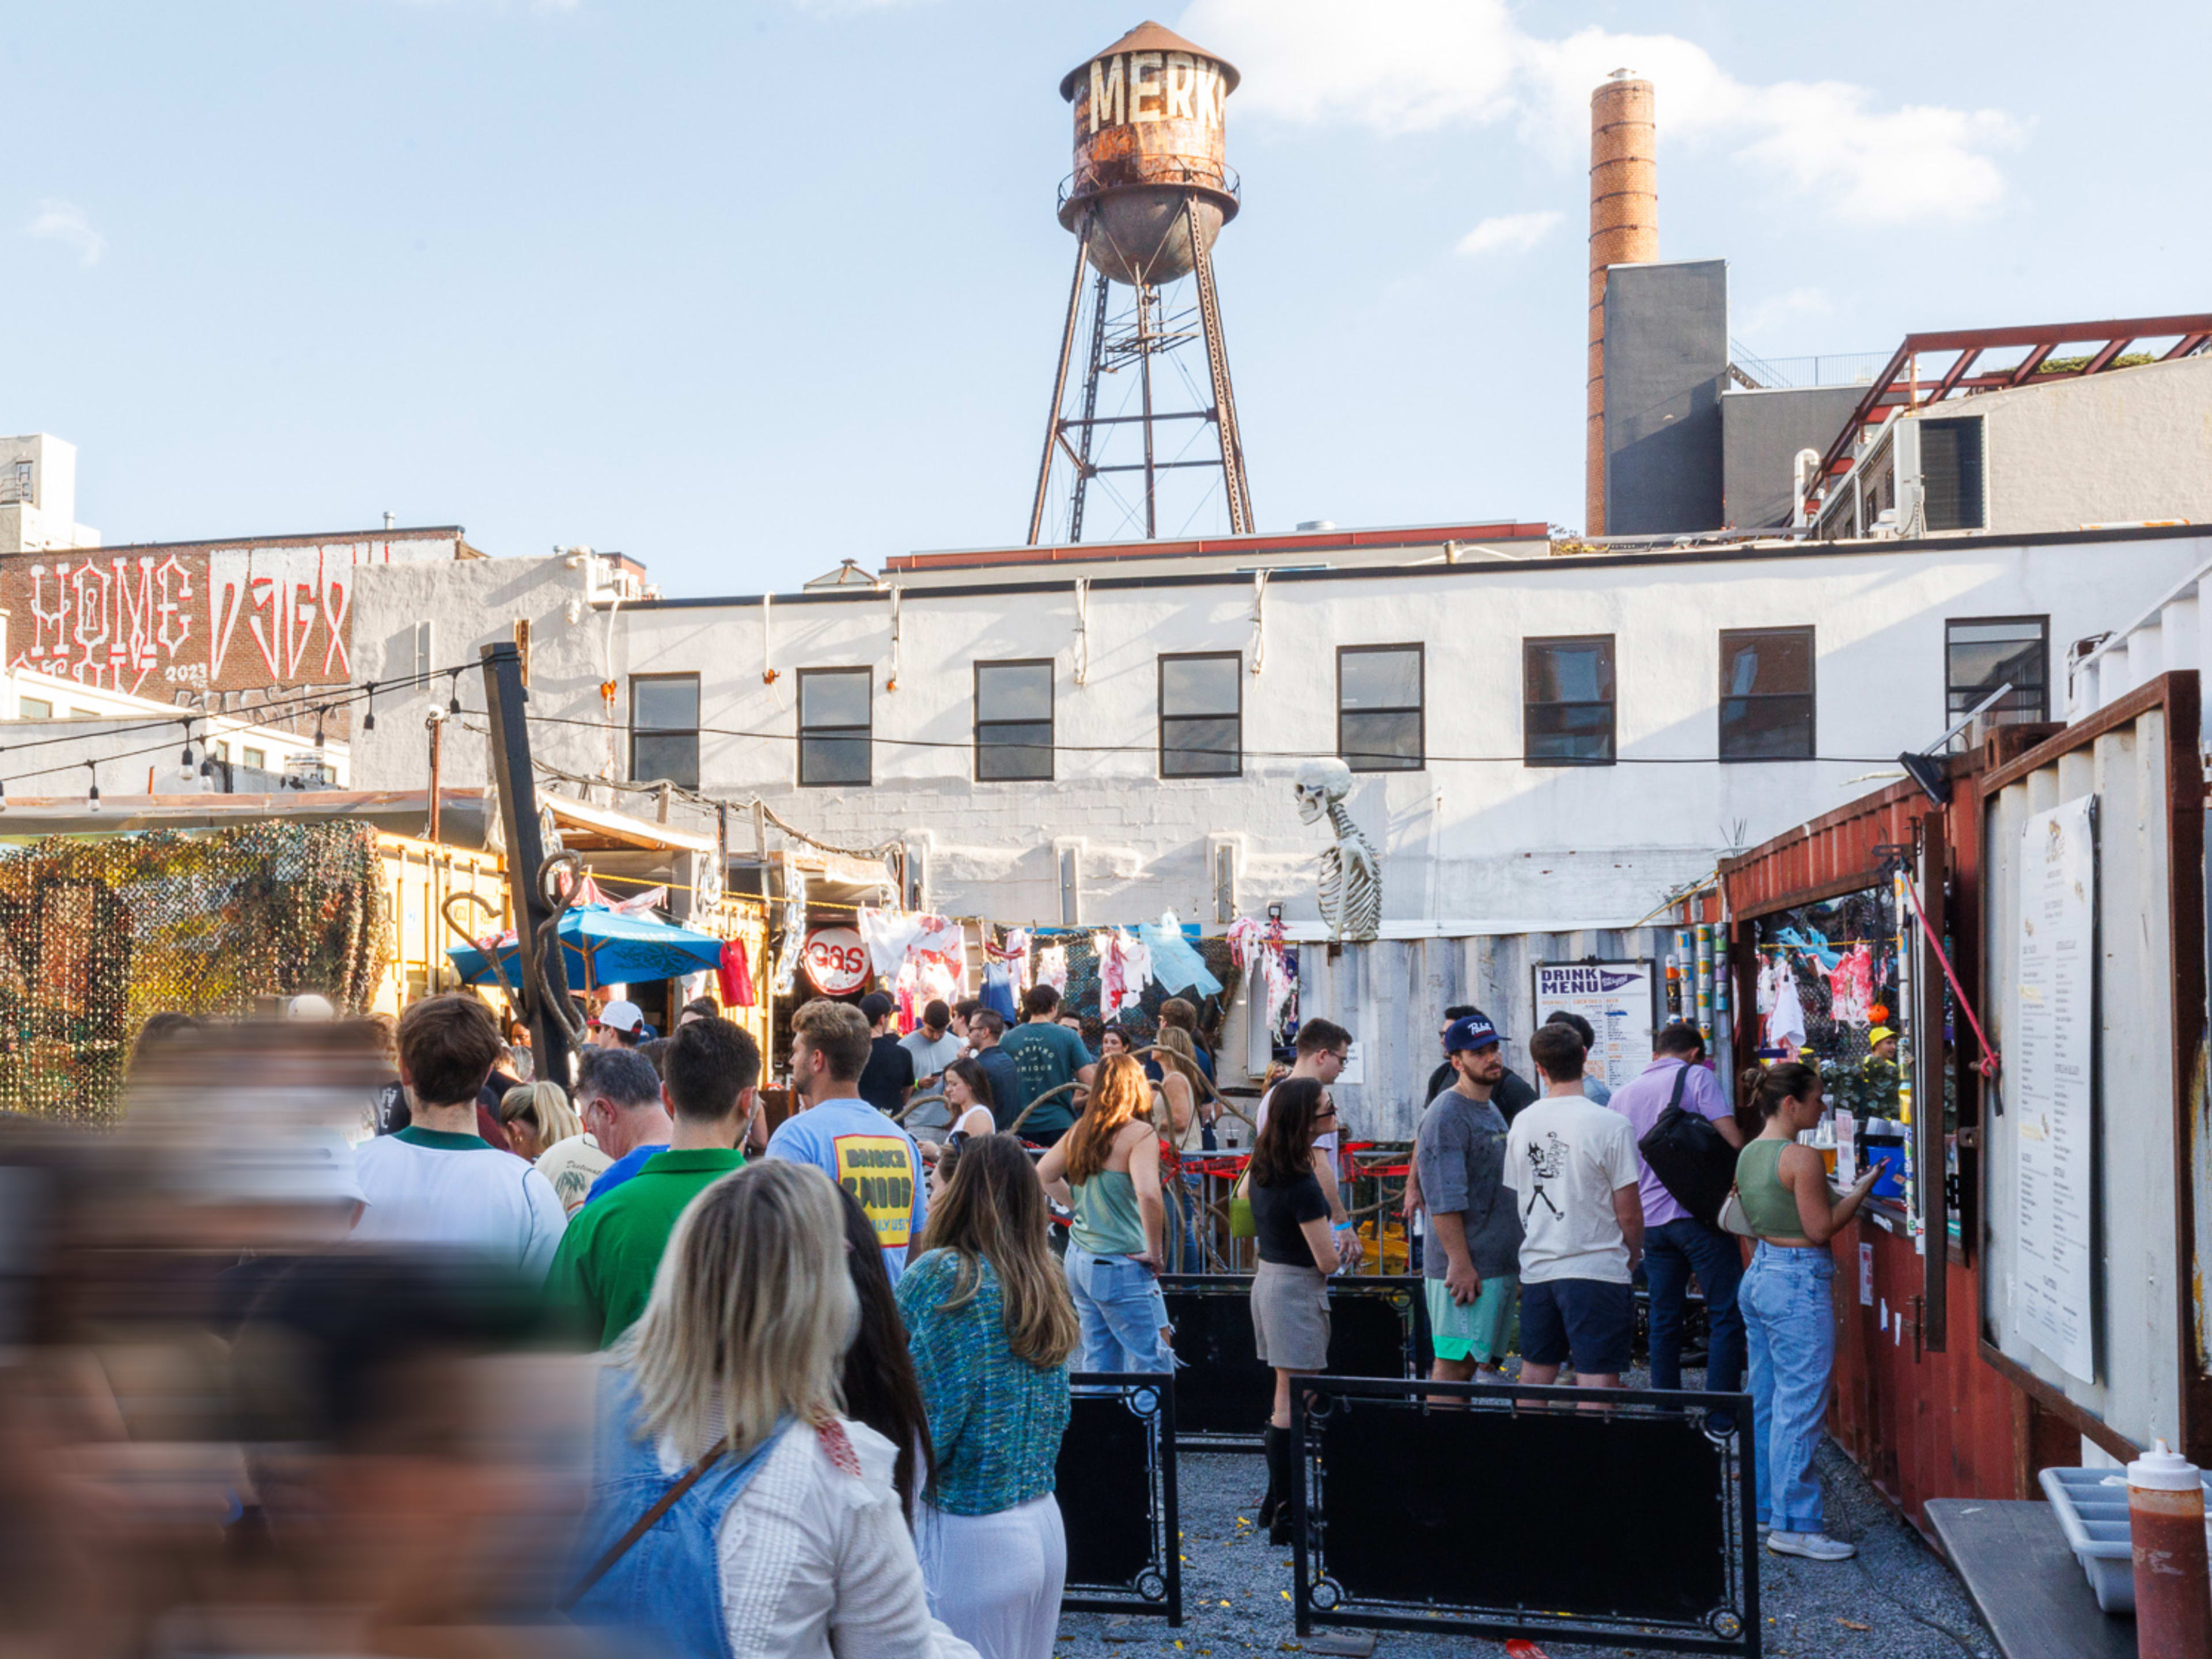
[{"left": 7, "top": 0, "right": 2206, "bottom": 594}]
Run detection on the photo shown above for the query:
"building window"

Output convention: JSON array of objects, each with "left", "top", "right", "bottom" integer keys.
[
  {"left": 1921, "top": 416, "right": 1986, "bottom": 532},
  {"left": 798, "top": 668, "right": 872, "bottom": 787},
  {"left": 243, "top": 746, "right": 266, "bottom": 770},
  {"left": 1338, "top": 644, "right": 1423, "bottom": 771},
  {"left": 974, "top": 660, "right": 1053, "bottom": 782},
  {"left": 1524, "top": 635, "right": 1616, "bottom": 766},
  {"left": 1719, "top": 627, "right": 1815, "bottom": 762},
  {"left": 18, "top": 697, "right": 50, "bottom": 721},
  {"left": 631, "top": 673, "right": 700, "bottom": 789},
  {"left": 1158, "top": 652, "right": 1241, "bottom": 778},
  {"left": 1946, "top": 616, "right": 2048, "bottom": 733}
]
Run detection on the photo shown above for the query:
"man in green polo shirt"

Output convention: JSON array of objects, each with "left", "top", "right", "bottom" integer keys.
[{"left": 547, "top": 1014, "right": 761, "bottom": 1347}]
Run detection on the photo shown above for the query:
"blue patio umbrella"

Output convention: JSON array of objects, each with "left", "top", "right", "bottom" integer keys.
[{"left": 447, "top": 904, "right": 727, "bottom": 990}]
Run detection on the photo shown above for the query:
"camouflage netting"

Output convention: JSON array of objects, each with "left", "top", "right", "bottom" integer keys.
[{"left": 0, "top": 821, "right": 392, "bottom": 1126}]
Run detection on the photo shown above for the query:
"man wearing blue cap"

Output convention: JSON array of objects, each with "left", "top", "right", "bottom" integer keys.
[{"left": 1416, "top": 1013, "right": 1525, "bottom": 1387}]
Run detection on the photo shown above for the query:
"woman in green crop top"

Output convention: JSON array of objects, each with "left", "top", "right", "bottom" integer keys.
[{"left": 1735, "top": 1061, "right": 1880, "bottom": 1564}]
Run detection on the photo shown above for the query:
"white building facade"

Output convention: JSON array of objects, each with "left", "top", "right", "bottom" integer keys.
[{"left": 346, "top": 521, "right": 2212, "bottom": 937}]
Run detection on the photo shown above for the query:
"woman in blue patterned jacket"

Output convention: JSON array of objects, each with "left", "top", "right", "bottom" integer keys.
[{"left": 896, "top": 1132, "right": 1080, "bottom": 1659}]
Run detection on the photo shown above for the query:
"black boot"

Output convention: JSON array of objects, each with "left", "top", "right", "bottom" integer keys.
[
  {"left": 1266, "top": 1425, "right": 1300, "bottom": 1547},
  {"left": 1256, "top": 1425, "right": 1285, "bottom": 1527}
]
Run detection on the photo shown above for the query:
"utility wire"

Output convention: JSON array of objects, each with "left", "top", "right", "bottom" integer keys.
[{"left": 506, "top": 706, "right": 1907, "bottom": 769}]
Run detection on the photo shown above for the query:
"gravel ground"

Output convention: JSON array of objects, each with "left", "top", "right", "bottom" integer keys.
[{"left": 1052, "top": 1434, "right": 1998, "bottom": 1659}]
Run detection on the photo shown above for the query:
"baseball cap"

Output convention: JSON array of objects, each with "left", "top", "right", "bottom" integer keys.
[
  {"left": 597, "top": 999, "right": 646, "bottom": 1036},
  {"left": 859, "top": 991, "right": 895, "bottom": 1022},
  {"left": 1445, "top": 1013, "right": 1499, "bottom": 1054}
]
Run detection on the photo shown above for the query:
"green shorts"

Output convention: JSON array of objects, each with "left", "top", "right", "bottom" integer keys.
[{"left": 1426, "top": 1272, "right": 1518, "bottom": 1363}]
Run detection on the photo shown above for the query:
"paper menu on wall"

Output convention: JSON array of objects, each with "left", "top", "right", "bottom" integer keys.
[{"left": 2010, "top": 793, "right": 2097, "bottom": 1384}]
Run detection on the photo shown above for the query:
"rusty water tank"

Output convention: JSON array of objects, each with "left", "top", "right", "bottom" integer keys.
[{"left": 1058, "top": 21, "right": 1241, "bottom": 286}]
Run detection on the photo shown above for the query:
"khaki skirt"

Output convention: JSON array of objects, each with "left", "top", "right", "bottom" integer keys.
[{"left": 1251, "top": 1258, "right": 1331, "bottom": 1370}]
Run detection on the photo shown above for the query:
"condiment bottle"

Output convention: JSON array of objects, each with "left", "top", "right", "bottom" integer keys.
[{"left": 2127, "top": 1440, "right": 2210, "bottom": 1658}]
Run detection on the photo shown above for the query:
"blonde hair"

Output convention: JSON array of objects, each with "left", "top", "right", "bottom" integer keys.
[
  {"left": 1064, "top": 1054, "right": 1153, "bottom": 1183},
  {"left": 499, "top": 1081, "right": 582, "bottom": 1145},
  {"left": 915, "top": 1134, "right": 1078, "bottom": 1370},
  {"left": 615, "top": 1160, "right": 856, "bottom": 1463},
  {"left": 1154, "top": 1025, "right": 1205, "bottom": 1091}
]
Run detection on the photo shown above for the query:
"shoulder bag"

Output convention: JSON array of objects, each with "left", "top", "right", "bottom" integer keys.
[
  {"left": 1635, "top": 1066, "right": 1740, "bottom": 1229},
  {"left": 1229, "top": 1161, "right": 1256, "bottom": 1239}
]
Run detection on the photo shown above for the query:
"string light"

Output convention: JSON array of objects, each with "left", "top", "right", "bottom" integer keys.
[
  {"left": 314, "top": 706, "right": 328, "bottom": 751},
  {"left": 449, "top": 670, "right": 463, "bottom": 717},
  {"left": 179, "top": 719, "right": 197, "bottom": 782},
  {"left": 85, "top": 760, "right": 100, "bottom": 814},
  {"left": 363, "top": 681, "right": 377, "bottom": 732}
]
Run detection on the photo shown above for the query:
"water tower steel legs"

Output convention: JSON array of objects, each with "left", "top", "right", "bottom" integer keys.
[
  {"left": 1026, "top": 190, "right": 1253, "bottom": 545},
  {"left": 1186, "top": 196, "right": 1253, "bottom": 536},
  {"left": 1028, "top": 222, "right": 1094, "bottom": 546},
  {"left": 1067, "top": 271, "right": 1110, "bottom": 544}
]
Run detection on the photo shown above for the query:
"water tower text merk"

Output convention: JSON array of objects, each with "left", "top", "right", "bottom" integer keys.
[{"left": 1027, "top": 22, "right": 1255, "bottom": 545}]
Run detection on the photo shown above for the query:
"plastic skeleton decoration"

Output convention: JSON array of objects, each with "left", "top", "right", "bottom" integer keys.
[{"left": 1293, "top": 759, "right": 1380, "bottom": 942}]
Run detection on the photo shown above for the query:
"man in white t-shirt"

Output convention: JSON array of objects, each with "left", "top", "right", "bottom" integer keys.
[
  {"left": 1502, "top": 1022, "right": 1644, "bottom": 1390},
  {"left": 353, "top": 995, "right": 567, "bottom": 1280}
]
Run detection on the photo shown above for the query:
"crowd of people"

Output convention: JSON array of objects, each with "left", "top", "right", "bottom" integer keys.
[
  {"left": 0, "top": 972, "right": 1885, "bottom": 1658},
  {"left": 1393, "top": 1001, "right": 1880, "bottom": 1562}
]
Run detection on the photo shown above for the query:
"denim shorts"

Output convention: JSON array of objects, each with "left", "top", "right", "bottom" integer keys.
[{"left": 1519, "top": 1277, "right": 1634, "bottom": 1374}]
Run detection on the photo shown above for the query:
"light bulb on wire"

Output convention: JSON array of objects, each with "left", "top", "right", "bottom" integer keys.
[
  {"left": 85, "top": 760, "right": 100, "bottom": 815},
  {"left": 363, "top": 681, "right": 377, "bottom": 732},
  {"left": 449, "top": 670, "right": 463, "bottom": 717},
  {"left": 179, "top": 720, "right": 197, "bottom": 783}
]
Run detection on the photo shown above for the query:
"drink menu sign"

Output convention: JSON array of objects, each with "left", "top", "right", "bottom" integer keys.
[
  {"left": 1531, "top": 960, "right": 1657, "bottom": 1093},
  {"left": 2012, "top": 793, "right": 2097, "bottom": 1381}
]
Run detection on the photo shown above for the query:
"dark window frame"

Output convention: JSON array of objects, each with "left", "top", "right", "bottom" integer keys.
[
  {"left": 1336, "top": 643, "right": 1425, "bottom": 772},
  {"left": 1717, "top": 626, "right": 1817, "bottom": 763},
  {"left": 628, "top": 672, "right": 701, "bottom": 789},
  {"left": 797, "top": 666, "right": 873, "bottom": 788},
  {"left": 1920, "top": 414, "right": 1987, "bottom": 532},
  {"left": 1945, "top": 614, "right": 2050, "bottom": 732},
  {"left": 1157, "top": 650, "right": 1243, "bottom": 779},
  {"left": 1522, "top": 634, "right": 1617, "bottom": 767},
  {"left": 972, "top": 658, "right": 1055, "bottom": 783}
]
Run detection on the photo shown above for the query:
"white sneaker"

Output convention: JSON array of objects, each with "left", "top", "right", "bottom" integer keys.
[{"left": 1766, "top": 1530, "right": 1855, "bottom": 1561}]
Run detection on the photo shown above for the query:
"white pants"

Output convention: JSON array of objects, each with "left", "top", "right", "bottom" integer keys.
[{"left": 915, "top": 1493, "right": 1067, "bottom": 1659}]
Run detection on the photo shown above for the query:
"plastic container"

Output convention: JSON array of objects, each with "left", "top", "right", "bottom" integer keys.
[
  {"left": 2128, "top": 1441, "right": 2210, "bottom": 1658},
  {"left": 2042, "top": 1462, "right": 2212, "bottom": 1614}
]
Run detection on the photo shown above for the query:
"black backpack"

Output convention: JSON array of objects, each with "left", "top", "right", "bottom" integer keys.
[{"left": 1636, "top": 1066, "right": 1737, "bottom": 1228}]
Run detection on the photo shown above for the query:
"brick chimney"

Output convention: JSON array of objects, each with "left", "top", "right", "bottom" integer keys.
[{"left": 1585, "top": 71, "right": 1657, "bottom": 537}]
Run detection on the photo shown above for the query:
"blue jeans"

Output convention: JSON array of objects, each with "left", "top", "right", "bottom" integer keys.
[
  {"left": 1645, "top": 1216, "right": 1747, "bottom": 1393},
  {"left": 1171, "top": 1171, "right": 1206, "bottom": 1271},
  {"left": 1064, "top": 1242, "right": 1172, "bottom": 1373},
  {"left": 1740, "top": 1243, "right": 1836, "bottom": 1532}
]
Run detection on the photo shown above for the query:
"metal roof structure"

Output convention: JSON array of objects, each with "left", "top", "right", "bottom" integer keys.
[{"left": 1801, "top": 312, "right": 2212, "bottom": 522}]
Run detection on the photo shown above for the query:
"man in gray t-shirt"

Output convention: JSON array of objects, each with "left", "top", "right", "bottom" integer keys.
[{"left": 1415, "top": 1014, "right": 1525, "bottom": 1385}]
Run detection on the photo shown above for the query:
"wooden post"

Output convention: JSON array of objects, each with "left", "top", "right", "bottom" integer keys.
[{"left": 479, "top": 641, "right": 573, "bottom": 1088}]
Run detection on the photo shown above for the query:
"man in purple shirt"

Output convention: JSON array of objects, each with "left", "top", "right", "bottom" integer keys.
[{"left": 1607, "top": 1021, "right": 1746, "bottom": 1392}]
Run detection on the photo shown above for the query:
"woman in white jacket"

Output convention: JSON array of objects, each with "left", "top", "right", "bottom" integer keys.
[{"left": 569, "top": 1158, "right": 978, "bottom": 1658}]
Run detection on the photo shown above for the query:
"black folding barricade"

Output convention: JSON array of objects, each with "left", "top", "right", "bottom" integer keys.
[
  {"left": 1054, "top": 1372, "right": 1182, "bottom": 1625},
  {"left": 1159, "top": 1274, "right": 1425, "bottom": 1449},
  {"left": 1292, "top": 1376, "right": 1760, "bottom": 1656}
]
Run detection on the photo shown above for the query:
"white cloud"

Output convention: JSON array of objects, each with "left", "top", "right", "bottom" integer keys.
[
  {"left": 1177, "top": 0, "right": 2024, "bottom": 225},
  {"left": 1739, "top": 286, "right": 1834, "bottom": 338},
  {"left": 1455, "top": 210, "right": 1561, "bottom": 259},
  {"left": 26, "top": 199, "right": 104, "bottom": 266}
]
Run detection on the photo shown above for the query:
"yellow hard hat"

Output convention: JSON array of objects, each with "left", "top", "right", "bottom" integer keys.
[{"left": 1867, "top": 1026, "right": 1898, "bottom": 1047}]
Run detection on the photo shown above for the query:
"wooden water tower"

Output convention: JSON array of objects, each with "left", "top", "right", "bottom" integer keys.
[{"left": 1027, "top": 22, "right": 1255, "bottom": 544}]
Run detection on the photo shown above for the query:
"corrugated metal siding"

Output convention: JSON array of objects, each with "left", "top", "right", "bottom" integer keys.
[{"left": 1293, "top": 927, "right": 1690, "bottom": 1142}]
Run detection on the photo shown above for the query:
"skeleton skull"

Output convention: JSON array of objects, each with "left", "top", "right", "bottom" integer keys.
[{"left": 1294, "top": 757, "right": 1353, "bottom": 824}]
